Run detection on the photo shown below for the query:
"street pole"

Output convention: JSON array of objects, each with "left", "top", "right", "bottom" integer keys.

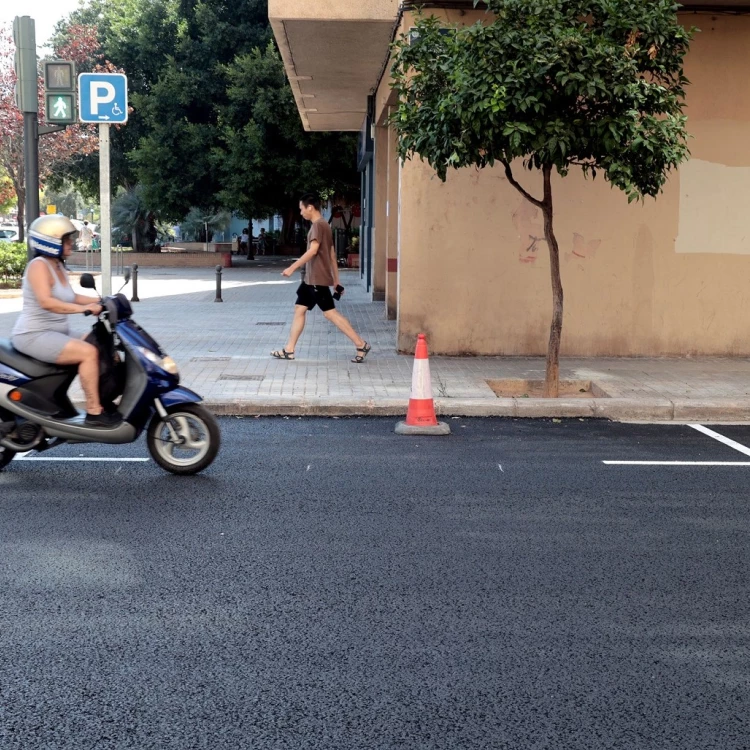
[
  {"left": 99, "top": 123, "right": 112, "bottom": 295},
  {"left": 23, "top": 113, "right": 40, "bottom": 260}
]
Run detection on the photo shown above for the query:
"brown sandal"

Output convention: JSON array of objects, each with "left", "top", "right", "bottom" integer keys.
[{"left": 351, "top": 342, "right": 371, "bottom": 364}]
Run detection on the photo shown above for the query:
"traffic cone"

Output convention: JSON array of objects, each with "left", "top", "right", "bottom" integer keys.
[{"left": 395, "top": 334, "right": 451, "bottom": 436}]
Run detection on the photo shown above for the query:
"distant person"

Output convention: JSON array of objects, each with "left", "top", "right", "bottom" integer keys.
[
  {"left": 80, "top": 220, "right": 93, "bottom": 253},
  {"left": 240, "top": 228, "right": 249, "bottom": 256},
  {"left": 272, "top": 193, "right": 371, "bottom": 363},
  {"left": 258, "top": 228, "right": 267, "bottom": 255},
  {"left": 245, "top": 226, "right": 255, "bottom": 261}
]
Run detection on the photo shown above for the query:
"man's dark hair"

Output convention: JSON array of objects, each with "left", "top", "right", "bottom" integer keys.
[{"left": 300, "top": 193, "right": 321, "bottom": 210}]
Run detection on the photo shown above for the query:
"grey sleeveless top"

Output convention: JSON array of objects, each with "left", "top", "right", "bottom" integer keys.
[{"left": 11, "top": 257, "right": 76, "bottom": 337}]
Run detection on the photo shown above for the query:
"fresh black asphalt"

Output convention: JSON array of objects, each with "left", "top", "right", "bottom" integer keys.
[{"left": 1, "top": 418, "right": 749, "bottom": 749}]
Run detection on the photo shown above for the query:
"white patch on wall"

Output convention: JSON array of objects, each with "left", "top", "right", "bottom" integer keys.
[{"left": 677, "top": 159, "right": 750, "bottom": 254}]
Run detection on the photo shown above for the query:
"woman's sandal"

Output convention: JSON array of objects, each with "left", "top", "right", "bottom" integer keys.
[
  {"left": 351, "top": 342, "right": 372, "bottom": 364},
  {"left": 271, "top": 349, "right": 295, "bottom": 360}
]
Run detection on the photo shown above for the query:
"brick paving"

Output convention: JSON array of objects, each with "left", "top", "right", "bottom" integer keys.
[{"left": 3, "top": 259, "right": 750, "bottom": 420}]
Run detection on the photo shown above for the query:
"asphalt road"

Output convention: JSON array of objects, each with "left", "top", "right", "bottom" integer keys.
[{"left": 1, "top": 418, "right": 749, "bottom": 749}]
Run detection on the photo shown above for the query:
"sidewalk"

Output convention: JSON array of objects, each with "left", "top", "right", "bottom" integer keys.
[{"left": 2, "top": 260, "right": 750, "bottom": 422}]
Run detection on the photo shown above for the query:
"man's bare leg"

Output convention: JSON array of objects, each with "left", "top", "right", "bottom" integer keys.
[
  {"left": 285, "top": 305, "right": 308, "bottom": 353},
  {"left": 323, "top": 309, "right": 366, "bottom": 349}
]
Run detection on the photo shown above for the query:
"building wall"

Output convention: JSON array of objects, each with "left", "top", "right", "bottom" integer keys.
[{"left": 391, "top": 11, "right": 750, "bottom": 355}]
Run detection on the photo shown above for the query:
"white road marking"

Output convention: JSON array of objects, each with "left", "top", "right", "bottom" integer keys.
[
  {"left": 306, "top": 464, "right": 311, "bottom": 472},
  {"left": 497, "top": 463, "right": 504, "bottom": 473},
  {"left": 604, "top": 461, "right": 750, "bottom": 466},
  {"left": 688, "top": 423, "right": 750, "bottom": 457},
  {"left": 15, "top": 456, "right": 149, "bottom": 462}
]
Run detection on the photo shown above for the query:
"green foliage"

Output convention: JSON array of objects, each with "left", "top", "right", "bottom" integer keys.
[
  {"left": 0, "top": 243, "right": 27, "bottom": 284},
  {"left": 214, "top": 44, "right": 358, "bottom": 228},
  {"left": 112, "top": 185, "right": 156, "bottom": 251},
  {"left": 53, "top": 0, "right": 357, "bottom": 225},
  {"left": 180, "top": 206, "right": 231, "bottom": 242},
  {"left": 391, "top": 0, "right": 696, "bottom": 202}
]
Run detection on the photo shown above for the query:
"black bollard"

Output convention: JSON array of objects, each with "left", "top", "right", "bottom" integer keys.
[
  {"left": 131, "top": 264, "right": 140, "bottom": 302},
  {"left": 215, "top": 265, "right": 223, "bottom": 303}
]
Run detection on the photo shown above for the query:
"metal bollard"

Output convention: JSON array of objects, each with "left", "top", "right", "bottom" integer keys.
[
  {"left": 130, "top": 264, "right": 140, "bottom": 302},
  {"left": 214, "top": 265, "right": 223, "bottom": 303}
]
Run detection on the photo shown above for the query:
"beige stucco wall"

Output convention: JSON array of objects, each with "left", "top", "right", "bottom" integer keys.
[
  {"left": 394, "top": 11, "right": 750, "bottom": 356},
  {"left": 385, "top": 121, "right": 399, "bottom": 320}
]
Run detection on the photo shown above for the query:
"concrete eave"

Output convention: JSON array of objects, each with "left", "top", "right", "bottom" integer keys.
[{"left": 269, "top": 0, "right": 400, "bottom": 132}]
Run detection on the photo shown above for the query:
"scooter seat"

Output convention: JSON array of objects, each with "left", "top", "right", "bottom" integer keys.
[{"left": 0, "top": 339, "right": 77, "bottom": 379}]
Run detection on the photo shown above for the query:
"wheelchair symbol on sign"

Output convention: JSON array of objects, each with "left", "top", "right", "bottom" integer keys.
[{"left": 111, "top": 102, "right": 123, "bottom": 117}]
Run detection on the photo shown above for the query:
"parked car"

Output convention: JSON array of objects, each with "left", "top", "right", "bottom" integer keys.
[{"left": 0, "top": 226, "right": 20, "bottom": 242}]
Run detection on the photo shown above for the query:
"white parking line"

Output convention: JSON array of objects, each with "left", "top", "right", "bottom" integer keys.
[
  {"left": 604, "top": 423, "right": 750, "bottom": 467},
  {"left": 688, "top": 423, "right": 750, "bottom": 457},
  {"left": 15, "top": 454, "right": 149, "bottom": 462},
  {"left": 604, "top": 461, "right": 750, "bottom": 466}
]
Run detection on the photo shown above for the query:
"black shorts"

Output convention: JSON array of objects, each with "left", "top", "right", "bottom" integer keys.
[{"left": 296, "top": 283, "right": 335, "bottom": 312}]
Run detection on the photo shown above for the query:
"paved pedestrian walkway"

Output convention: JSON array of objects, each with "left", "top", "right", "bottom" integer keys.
[{"left": 2, "top": 261, "right": 750, "bottom": 421}]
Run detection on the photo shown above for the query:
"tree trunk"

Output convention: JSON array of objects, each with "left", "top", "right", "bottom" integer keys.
[
  {"left": 541, "top": 164, "right": 563, "bottom": 398},
  {"left": 280, "top": 205, "right": 299, "bottom": 251}
]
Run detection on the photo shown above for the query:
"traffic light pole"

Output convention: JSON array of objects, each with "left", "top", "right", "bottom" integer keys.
[{"left": 23, "top": 112, "right": 40, "bottom": 261}]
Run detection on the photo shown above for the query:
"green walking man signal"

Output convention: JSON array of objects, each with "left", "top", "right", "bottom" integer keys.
[{"left": 43, "top": 60, "right": 77, "bottom": 124}]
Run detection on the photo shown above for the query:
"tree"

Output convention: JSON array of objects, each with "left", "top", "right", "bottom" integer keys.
[
  {"left": 0, "top": 24, "right": 98, "bottom": 240},
  {"left": 180, "top": 207, "right": 231, "bottom": 244},
  {"left": 391, "top": 0, "right": 695, "bottom": 396},
  {"left": 112, "top": 185, "right": 159, "bottom": 251},
  {"left": 215, "top": 44, "right": 359, "bottom": 247},
  {"left": 53, "top": 0, "right": 359, "bottom": 236},
  {"left": 0, "top": 170, "right": 16, "bottom": 215}
]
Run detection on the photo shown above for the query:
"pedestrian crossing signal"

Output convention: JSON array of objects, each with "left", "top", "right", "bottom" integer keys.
[
  {"left": 45, "top": 93, "right": 76, "bottom": 124},
  {"left": 43, "top": 60, "right": 77, "bottom": 125}
]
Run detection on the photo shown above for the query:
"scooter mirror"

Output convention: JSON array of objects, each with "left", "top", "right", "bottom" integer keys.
[{"left": 80, "top": 273, "right": 97, "bottom": 290}]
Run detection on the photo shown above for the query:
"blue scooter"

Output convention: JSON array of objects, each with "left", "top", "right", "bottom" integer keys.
[{"left": 0, "top": 271, "right": 220, "bottom": 475}]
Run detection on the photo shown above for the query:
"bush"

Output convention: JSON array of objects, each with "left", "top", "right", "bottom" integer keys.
[{"left": 0, "top": 242, "right": 27, "bottom": 285}]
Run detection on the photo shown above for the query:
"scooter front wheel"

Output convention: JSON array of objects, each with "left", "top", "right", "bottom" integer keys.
[
  {"left": 147, "top": 403, "right": 220, "bottom": 475},
  {"left": 0, "top": 445, "right": 16, "bottom": 471}
]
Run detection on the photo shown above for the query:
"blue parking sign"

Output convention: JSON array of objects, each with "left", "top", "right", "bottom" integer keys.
[{"left": 78, "top": 73, "right": 128, "bottom": 124}]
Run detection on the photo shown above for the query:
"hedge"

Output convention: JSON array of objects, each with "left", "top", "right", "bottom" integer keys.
[{"left": 0, "top": 242, "right": 27, "bottom": 285}]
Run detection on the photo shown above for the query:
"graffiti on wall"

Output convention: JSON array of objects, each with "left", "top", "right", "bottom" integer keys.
[
  {"left": 512, "top": 200, "right": 546, "bottom": 264},
  {"left": 512, "top": 200, "right": 601, "bottom": 265}
]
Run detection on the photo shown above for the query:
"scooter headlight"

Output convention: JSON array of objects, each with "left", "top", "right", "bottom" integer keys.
[
  {"left": 139, "top": 347, "right": 180, "bottom": 376},
  {"left": 161, "top": 356, "right": 179, "bottom": 376}
]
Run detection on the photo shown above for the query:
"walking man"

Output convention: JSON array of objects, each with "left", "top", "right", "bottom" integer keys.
[{"left": 272, "top": 194, "right": 371, "bottom": 363}]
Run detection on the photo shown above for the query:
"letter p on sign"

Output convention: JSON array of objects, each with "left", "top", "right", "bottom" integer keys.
[{"left": 90, "top": 82, "right": 115, "bottom": 115}]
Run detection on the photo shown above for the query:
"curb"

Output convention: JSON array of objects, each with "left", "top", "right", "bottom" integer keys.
[{"left": 202, "top": 396, "right": 750, "bottom": 422}]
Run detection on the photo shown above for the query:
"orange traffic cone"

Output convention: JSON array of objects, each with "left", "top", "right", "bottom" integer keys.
[{"left": 395, "top": 334, "right": 451, "bottom": 436}]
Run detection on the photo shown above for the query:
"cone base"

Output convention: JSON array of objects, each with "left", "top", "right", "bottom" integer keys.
[{"left": 395, "top": 421, "right": 451, "bottom": 436}]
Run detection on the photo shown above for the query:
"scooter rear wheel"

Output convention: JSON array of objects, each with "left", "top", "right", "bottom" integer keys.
[
  {"left": 0, "top": 445, "right": 16, "bottom": 471},
  {"left": 147, "top": 403, "right": 220, "bottom": 475}
]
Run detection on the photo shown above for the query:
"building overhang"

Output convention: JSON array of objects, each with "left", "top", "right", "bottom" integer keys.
[
  {"left": 269, "top": 0, "right": 400, "bottom": 132},
  {"left": 270, "top": 0, "right": 750, "bottom": 133}
]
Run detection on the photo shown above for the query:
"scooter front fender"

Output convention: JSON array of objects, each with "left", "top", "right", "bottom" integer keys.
[{"left": 160, "top": 386, "right": 203, "bottom": 410}]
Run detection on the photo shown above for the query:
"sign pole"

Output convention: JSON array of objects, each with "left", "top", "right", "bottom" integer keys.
[{"left": 99, "top": 123, "right": 111, "bottom": 296}]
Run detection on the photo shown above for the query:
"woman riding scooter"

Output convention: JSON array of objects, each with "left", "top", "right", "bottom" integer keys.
[{"left": 11, "top": 215, "right": 119, "bottom": 428}]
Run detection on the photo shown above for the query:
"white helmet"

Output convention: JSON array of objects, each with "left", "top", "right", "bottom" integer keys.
[{"left": 28, "top": 214, "right": 78, "bottom": 259}]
